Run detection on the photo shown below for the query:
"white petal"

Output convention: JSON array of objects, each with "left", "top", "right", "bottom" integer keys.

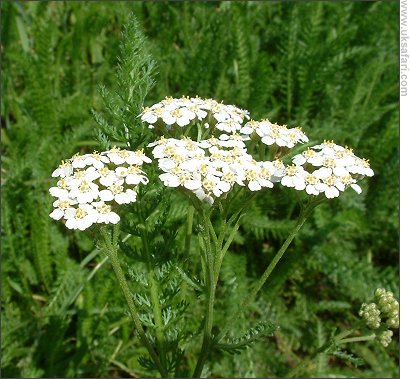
[
  {"left": 49, "top": 208, "right": 64, "bottom": 220},
  {"left": 184, "top": 180, "right": 202, "bottom": 190},
  {"left": 350, "top": 183, "right": 362, "bottom": 194},
  {"left": 315, "top": 167, "right": 332, "bottom": 179},
  {"left": 248, "top": 180, "right": 261, "bottom": 191},
  {"left": 219, "top": 181, "right": 231, "bottom": 193},
  {"left": 99, "top": 190, "right": 114, "bottom": 201},
  {"left": 292, "top": 155, "right": 306, "bottom": 166},
  {"left": 261, "top": 136, "right": 275, "bottom": 146},
  {"left": 281, "top": 176, "right": 294, "bottom": 187},
  {"left": 325, "top": 187, "right": 339, "bottom": 199},
  {"left": 333, "top": 166, "right": 349, "bottom": 177},
  {"left": 108, "top": 212, "right": 120, "bottom": 224}
]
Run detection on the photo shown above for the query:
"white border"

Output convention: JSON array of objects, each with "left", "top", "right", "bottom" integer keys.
[{"left": 400, "top": 0, "right": 408, "bottom": 376}]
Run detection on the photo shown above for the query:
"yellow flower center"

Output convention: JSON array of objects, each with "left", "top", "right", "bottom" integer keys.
[
  {"left": 57, "top": 200, "right": 70, "bottom": 210},
  {"left": 246, "top": 170, "right": 258, "bottom": 181},
  {"left": 306, "top": 174, "right": 318, "bottom": 185},
  {"left": 79, "top": 180, "right": 90, "bottom": 193},
  {"left": 171, "top": 109, "right": 183, "bottom": 118},
  {"left": 97, "top": 204, "right": 111, "bottom": 214},
  {"left": 128, "top": 165, "right": 142, "bottom": 175},
  {"left": 118, "top": 150, "right": 130, "bottom": 158},
  {"left": 303, "top": 148, "right": 315, "bottom": 159},
  {"left": 99, "top": 167, "right": 110, "bottom": 176},
  {"left": 75, "top": 208, "right": 87, "bottom": 219},
  {"left": 324, "top": 158, "right": 336, "bottom": 168},
  {"left": 324, "top": 175, "right": 335, "bottom": 186},
  {"left": 203, "top": 179, "right": 215, "bottom": 192},
  {"left": 109, "top": 184, "right": 123, "bottom": 195},
  {"left": 223, "top": 171, "right": 235, "bottom": 183},
  {"left": 286, "top": 165, "right": 298, "bottom": 176}
]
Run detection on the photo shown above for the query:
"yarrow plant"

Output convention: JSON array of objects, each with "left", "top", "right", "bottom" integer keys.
[{"left": 49, "top": 95, "right": 382, "bottom": 378}]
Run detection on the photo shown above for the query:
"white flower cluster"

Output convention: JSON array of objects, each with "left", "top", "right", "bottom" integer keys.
[
  {"left": 240, "top": 119, "right": 309, "bottom": 148},
  {"left": 281, "top": 140, "right": 374, "bottom": 198},
  {"left": 49, "top": 148, "right": 151, "bottom": 230},
  {"left": 140, "top": 96, "right": 250, "bottom": 133},
  {"left": 148, "top": 135, "right": 285, "bottom": 204}
]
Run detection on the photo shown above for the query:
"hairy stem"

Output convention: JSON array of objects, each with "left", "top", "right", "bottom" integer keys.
[
  {"left": 181, "top": 205, "right": 195, "bottom": 304},
  {"left": 193, "top": 213, "right": 217, "bottom": 378},
  {"left": 138, "top": 210, "right": 168, "bottom": 376},
  {"left": 100, "top": 227, "right": 167, "bottom": 377}
]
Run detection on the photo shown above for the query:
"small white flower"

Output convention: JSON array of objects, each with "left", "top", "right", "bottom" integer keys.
[
  {"left": 126, "top": 149, "right": 152, "bottom": 165},
  {"left": 83, "top": 152, "right": 110, "bottom": 169},
  {"left": 98, "top": 166, "right": 118, "bottom": 187},
  {"left": 162, "top": 107, "right": 196, "bottom": 127},
  {"left": 140, "top": 104, "right": 165, "bottom": 124},
  {"left": 52, "top": 160, "right": 73, "bottom": 178},
  {"left": 292, "top": 148, "right": 323, "bottom": 166},
  {"left": 304, "top": 173, "right": 321, "bottom": 196},
  {"left": 64, "top": 204, "right": 99, "bottom": 230},
  {"left": 316, "top": 175, "right": 340, "bottom": 199},
  {"left": 125, "top": 165, "right": 149, "bottom": 185},
  {"left": 281, "top": 165, "right": 307, "bottom": 190},
  {"left": 288, "top": 142, "right": 374, "bottom": 198},
  {"left": 71, "top": 154, "right": 88, "bottom": 169},
  {"left": 69, "top": 179, "right": 100, "bottom": 204},
  {"left": 49, "top": 198, "right": 77, "bottom": 220},
  {"left": 99, "top": 182, "right": 137, "bottom": 204},
  {"left": 49, "top": 178, "right": 71, "bottom": 199},
  {"left": 93, "top": 201, "right": 120, "bottom": 224},
  {"left": 159, "top": 167, "right": 202, "bottom": 190},
  {"left": 106, "top": 147, "right": 131, "bottom": 165}
]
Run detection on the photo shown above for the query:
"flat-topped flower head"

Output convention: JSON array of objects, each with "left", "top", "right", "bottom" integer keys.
[
  {"left": 149, "top": 135, "right": 285, "bottom": 205},
  {"left": 139, "top": 96, "right": 250, "bottom": 137},
  {"left": 286, "top": 141, "right": 374, "bottom": 198},
  {"left": 49, "top": 149, "right": 151, "bottom": 230}
]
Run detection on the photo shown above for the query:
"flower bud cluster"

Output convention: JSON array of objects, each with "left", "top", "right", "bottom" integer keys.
[
  {"left": 358, "top": 288, "right": 399, "bottom": 348},
  {"left": 358, "top": 303, "right": 381, "bottom": 329},
  {"left": 374, "top": 288, "right": 399, "bottom": 329},
  {"left": 148, "top": 135, "right": 285, "bottom": 204},
  {"left": 49, "top": 148, "right": 151, "bottom": 230},
  {"left": 378, "top": 330, "right": 393, "bottom": 348},
  {"left": 282, "top": 140, "right": 374, "bottom": 198}
]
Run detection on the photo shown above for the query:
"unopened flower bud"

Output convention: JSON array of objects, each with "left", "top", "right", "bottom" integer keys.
[
  {"left": 359, "top": 303, "right": 382, "bottom": 329},
  {"left": 387, "top": 315, "right": 399, "bottom": 329},
  {"left": 378, "top": 330, "right": 393, "bottom": 347}
]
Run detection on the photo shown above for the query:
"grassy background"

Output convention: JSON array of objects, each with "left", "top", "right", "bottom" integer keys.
[{"left": 1, "top": 1, "right": 399, "bottom": 378}]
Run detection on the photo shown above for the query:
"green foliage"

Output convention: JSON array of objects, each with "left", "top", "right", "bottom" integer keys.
[{"left": 2, "top": 1, "right": 398, "bottom": 378}]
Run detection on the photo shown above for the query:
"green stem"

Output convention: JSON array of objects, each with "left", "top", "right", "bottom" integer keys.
[
  {"left": 193, "top": 213, "right": 217, "bottom": 378},
  {"left": 214, "top": 203, "right": 314, "bottom": 345},
  {"left": 184, "top": 205, "right": 195, "bottom": 261},
  {"left": 138, "top": 211, "right": 168, "bottom": 376},
  {"left": 192, "top": 194, "right": 257, "bottom": 377},
  {"left": 100, "top": 227, "right": 167, "bottom": 378},
  {"left": 286, "top": 328, "right": 372, "bottom": 378},
  {"left": 181, "top": 205, "right": 195, "bottom": 302},
  {"left": 339, "top": 334, "right": 376, "bottom": 344},
  {"left": 148, "top": 269, "right": 167, "bottom": 373}
]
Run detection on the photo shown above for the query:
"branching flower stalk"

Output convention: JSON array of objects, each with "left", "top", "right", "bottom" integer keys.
[{"left": 192, "top": 197, "right": 323, "bottom": 377}]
